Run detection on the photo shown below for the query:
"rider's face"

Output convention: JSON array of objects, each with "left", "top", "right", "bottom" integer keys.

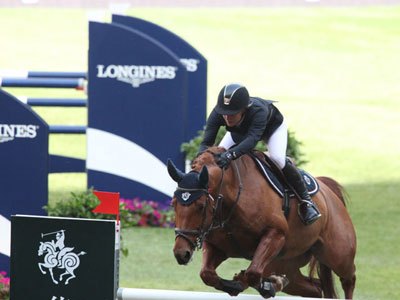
[{"left": 223, "top": 111, "right": 244, "bottom": 127}]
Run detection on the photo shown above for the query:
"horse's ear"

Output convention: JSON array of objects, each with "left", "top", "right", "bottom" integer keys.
[
  {"left": 198, "top": 166, "right": 209, "bottom": 188},
  {"left": 167, "top": 159, "right": 184, "bottom": 183}
]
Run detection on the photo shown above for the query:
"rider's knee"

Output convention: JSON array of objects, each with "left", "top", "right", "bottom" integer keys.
[{"left": 270, "top": 155, "right": 286, "bottom": 169}]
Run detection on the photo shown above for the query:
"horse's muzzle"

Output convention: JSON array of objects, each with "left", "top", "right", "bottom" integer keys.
[{"left": 173, "top": 246, "right": 193, "bottom": 265}]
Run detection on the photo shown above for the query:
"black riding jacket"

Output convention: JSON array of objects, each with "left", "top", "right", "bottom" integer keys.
[{"left": 199, "top": 97, "right": 284, "bottom": 159}]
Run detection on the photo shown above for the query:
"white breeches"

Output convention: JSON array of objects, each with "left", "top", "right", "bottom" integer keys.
[
  {"left": 218, "top": 121, "right": 288, "bottom": 169},
  {"left": 265, "top": 121, "right": 287, "bottom": 169}
]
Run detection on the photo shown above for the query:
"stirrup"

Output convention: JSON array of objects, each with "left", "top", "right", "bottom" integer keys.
[{"left": 297, "top": 200, "right": 321, "bottom": 225}]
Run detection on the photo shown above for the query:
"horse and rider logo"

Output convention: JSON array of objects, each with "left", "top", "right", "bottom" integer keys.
[{"left": 37, "top": 230, "right": 86, "bottom": 285}]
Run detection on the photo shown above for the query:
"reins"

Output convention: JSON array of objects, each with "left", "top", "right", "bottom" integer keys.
[{"left": 212, "top": 160, "right": 243, "bottom": 229}]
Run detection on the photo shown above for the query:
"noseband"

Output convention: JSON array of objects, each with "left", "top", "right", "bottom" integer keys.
[{"left": 174, "top": 160, "right": 243, "bottom": 251}]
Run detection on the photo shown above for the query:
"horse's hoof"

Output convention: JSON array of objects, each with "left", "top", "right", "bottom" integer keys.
[
  {"left": 233, "top": 270, "right": 249, "bottom": 290},
  {"left": 220, "top": 279, "right": 244, "bottom": 296},
  {"left": 256, "top": 280, "right": 276, "bottom": 299}
]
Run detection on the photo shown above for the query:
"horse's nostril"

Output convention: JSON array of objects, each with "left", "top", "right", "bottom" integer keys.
[{"left": 184, "top": 251, "right": 191, "bottom": 261}]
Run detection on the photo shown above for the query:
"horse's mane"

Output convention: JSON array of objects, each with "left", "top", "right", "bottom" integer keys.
[{"left": 191, "top": 146, "right": 225, "bottom": 171}]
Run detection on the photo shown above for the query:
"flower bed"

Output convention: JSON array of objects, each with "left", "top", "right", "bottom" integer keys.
[
  {"left": 0, "top": 271, "right": 10, "bottom": 300},
  {"left": 45, "top": 190, "right": 174, "bottom": 228},
  {"left": 120, "top": 198, "right": 174, "bottom": 228}
]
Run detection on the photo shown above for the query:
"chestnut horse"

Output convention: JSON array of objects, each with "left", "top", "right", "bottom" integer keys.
[{"left": 167, "top": 147, "right": 356, "bottom": 299}]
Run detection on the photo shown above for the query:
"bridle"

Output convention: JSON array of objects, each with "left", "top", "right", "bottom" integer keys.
[
  {"left": 174, "top": 158, "right": 243, "bottom": 251},
  {"left": 174, "top": 186, "right": 215, "bottom": 250}
]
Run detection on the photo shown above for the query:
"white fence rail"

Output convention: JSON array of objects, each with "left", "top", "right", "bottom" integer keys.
[{"left": 117, "top": 288, "right": 328, "bottom": 300}]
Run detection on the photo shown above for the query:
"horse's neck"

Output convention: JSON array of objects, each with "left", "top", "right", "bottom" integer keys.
[
  {"left": 214, "top": 157, "right": 267, "bottom": 220},
  {"left": 210, "top": 164, "right": 241, "bottom": 207},
  {"left": 44, "top": 242, "right": 56, "bottom": 252}
]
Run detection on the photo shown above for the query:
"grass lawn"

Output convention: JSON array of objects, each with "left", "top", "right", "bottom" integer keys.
[{"left": 1, "top": 6, "right": 399, "bottom": 299}]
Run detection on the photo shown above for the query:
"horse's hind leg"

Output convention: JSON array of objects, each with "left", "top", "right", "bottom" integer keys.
[
  {"left": 282, "top": 267, "right": 322, "bottom": 298},
  {"left": 341, "top": 272, "right": 356, "bottom": 300},
  {"left": 65, "top": 270, "right": 76, "bottom": 285},
  {"left": 59, "top": 270, "right": 68, "bottom": 281},
  {"left": 314, "top": 242, "right": 356, "bottom": 298}
]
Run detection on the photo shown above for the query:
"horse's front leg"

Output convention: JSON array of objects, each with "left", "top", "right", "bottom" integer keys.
[
  {"left": 200, "top": 241, "right": 245, "bottom": 296},
  {"left": 48, "top": 268, "right": 58, "bottom": 285},
  {"left": 38, "top": 263, "right": 46, "bottom": 274},
  {"left": 245, "top": 228, "right": 286, "bottom": 298}
]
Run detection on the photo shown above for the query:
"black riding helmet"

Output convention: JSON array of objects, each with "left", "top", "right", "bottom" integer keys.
[{"left": 215, "top": 83, "right": 251, "bottom": 115}]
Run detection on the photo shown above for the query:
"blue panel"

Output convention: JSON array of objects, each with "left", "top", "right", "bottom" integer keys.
[
  {"left": 112, "top": 14, "right": 207, "bottom": 142},
  {"left": 88, "top": 170, "right": 172, "bottom": 203},
  {"left": 87, "top": 22, "right": 188, "bottom": 201},
  {"left": 0, "top": 89, "right": 49, "bottom": 272}
]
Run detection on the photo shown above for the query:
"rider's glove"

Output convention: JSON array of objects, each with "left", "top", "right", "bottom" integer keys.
[{"left": 217, "top": 151, "right": 233, "bottom": 169}]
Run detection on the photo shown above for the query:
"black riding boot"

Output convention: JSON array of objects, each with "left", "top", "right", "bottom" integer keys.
[{"left": 282, "top": 163, "right": 321, "bottom": 225}]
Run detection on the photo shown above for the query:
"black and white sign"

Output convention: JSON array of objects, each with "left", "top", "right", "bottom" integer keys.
[{"left": 10, "top": 215, "right": 118, "bottom": 300}]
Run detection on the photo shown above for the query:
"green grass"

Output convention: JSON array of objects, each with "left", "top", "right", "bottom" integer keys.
[{"left": 1, "top": 6, "right": 399, "bottom": 299}]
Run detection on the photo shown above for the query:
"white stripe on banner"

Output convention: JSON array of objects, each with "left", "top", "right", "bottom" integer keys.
[
  {"left": 17, "top": 96, "right": 28, "bottom": 104},
  {"left": 86, "top": 128, "right": 175, "bottom": 197},
  {"left": 0, "top": 215, "right": 11, "bottom": 257}
]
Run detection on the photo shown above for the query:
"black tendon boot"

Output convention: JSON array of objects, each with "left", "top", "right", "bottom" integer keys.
[{"left": 282, "top": 163, "right": 321, "bottom": 225}]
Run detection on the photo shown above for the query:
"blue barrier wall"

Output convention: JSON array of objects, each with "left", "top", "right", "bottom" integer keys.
[
  {"left": 111, "top": 14, "right": 207, "bottom": 143},
  {"left": 87, "top": 21, "right": 189, "bottom": 201},
  {"left": 0, "top": 89, "right": 49, "bottom": 272}
]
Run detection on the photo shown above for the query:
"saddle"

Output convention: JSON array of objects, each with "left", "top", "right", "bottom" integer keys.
[{"left": 249, "top": 151, "right": 319, "bottom": 217}]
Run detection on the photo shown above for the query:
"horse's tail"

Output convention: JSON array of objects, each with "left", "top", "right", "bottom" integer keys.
[
  {"left": 317, "top": 176, "right": 348, "bottom": 207},
  {"left": 309, "top": 256, "right": 338, "bottom": 298}
]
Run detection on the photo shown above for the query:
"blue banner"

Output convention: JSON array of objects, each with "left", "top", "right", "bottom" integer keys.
[
  {"left": 87, "top": 21, "right": 189, "bottom": 201},
  {"left": 0, "top": 89, "right": 48, "bottom": 272},
  {"left": 112, "top": 14, "right": 207, "bottom": 142}
]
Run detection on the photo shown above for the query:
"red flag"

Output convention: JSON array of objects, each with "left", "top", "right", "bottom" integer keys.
[{"left": 92, "top": 190, "right": 120, "bottom": 215}]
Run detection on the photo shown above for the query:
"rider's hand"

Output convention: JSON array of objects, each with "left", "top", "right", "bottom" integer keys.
[{"left": 216, "top": 151, "right": 233, "bottom": 169}]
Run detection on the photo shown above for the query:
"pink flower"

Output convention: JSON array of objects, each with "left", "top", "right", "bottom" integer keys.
[
  {"left": 0, "top": 277, "right": 10, "bottom": 285},
  {"left": 153, "top": 210, "right": 161, "bottom": 220},
  {"left": 149, "top": 201, "right": 158, "bottom": 209}
]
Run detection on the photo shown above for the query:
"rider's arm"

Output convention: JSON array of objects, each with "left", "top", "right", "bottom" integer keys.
[{"left": 199, "top": 109, "right": 224, "bottom": 152}]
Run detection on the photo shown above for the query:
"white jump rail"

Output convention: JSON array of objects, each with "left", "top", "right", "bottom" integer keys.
[{"left": 117, "top": 288, "right": 331, "bottom": 300}]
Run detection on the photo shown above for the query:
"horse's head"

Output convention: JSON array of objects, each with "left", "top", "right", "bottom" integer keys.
[
  {"left": 38, "top": 242, "right": 45, "bottom": 256},
  {"left": 167, "top": 159, "right": 214, "bottom": 265}
]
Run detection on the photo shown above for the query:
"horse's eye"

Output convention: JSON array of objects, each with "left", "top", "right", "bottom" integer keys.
[{"left": 195, "top": 201, "right": 205, "bottom": 211}]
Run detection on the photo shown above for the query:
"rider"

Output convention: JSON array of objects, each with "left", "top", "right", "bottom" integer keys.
[
  {"left": 198, "top": 83, "right": 321, "bottom": 225},
  {"left": 54, "top": 230, "right": 73, "bottom": 266}
]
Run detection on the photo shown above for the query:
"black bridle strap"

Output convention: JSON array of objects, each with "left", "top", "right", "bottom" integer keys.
[
  {"left": 221, "top": 160, "right": 243, "bottom": 227},
  {"left": 176, "top": 187, "right": 208, "bottom": 193},
  {"left": 211, "top": 160, "right": 243, "bottom": 229},
  {"left": 174, "top": 228, "right": 199, "bottom": 250}
]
